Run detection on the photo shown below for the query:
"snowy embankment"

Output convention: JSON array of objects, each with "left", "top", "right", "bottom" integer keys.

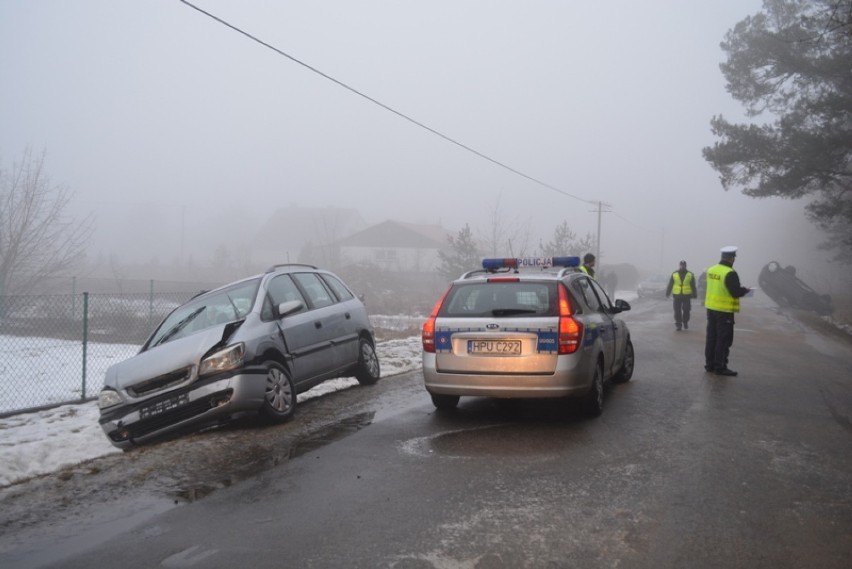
[{"left": 0, "top": 329, "right": 422, "bottom": 488}]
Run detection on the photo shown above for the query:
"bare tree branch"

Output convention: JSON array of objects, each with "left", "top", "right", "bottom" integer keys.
[{"left": 0, "top": 148, "right": 94, "bottom": 296}]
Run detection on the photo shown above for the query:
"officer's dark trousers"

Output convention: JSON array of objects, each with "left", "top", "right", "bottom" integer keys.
[
  {"left": 705, "top": 309, "right": 735, "bottom": 371},
  {"left": 672, "top": 295, "right": 691, "bottom": 328}
]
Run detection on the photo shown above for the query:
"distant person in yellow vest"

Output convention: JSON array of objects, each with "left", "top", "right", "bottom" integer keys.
[
  {"left": 665, "top": 260, "right": 697, "bottom": 331},
  {"left": 580, "top": 253, "right": 596, "bottom": 279},
  {"left": 704, "top": 246, "right": 752, "bottom": 376}
]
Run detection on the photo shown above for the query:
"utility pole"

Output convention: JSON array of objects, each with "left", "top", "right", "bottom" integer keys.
[
  {"left": 180, "top": 205, "right": 186, "bottom": 264},
  {"left": 596, "top": 201, "right": 602, "bottom": 263},
  {"left": 590, "top": 201, "right": 611, "bottom": 265}
]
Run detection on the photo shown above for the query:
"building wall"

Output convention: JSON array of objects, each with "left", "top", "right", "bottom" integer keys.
[{"left": 341, "top": 246, "right": 441, "bottom": 273}]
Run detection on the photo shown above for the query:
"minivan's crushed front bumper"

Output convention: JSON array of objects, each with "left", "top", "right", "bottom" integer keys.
[{"left": 99, "top": 369, "right": 267, "bottom": 449}]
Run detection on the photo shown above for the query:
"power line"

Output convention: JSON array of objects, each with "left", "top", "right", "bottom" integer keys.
[{"left": 177, "top": 0, "right": 596, "bottom": 205}]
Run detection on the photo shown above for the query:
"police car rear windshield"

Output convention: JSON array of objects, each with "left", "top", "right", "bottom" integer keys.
[{"left": 440, "top": 282, "right": 558, "bottom": 317}]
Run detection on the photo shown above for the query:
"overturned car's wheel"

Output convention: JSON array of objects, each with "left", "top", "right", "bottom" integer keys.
[
  {"left": 261, "top": 361, "right": 296, "bottom": 422},
  {"left": 355, "top": 337, "right": 381, "bottom": 385}
]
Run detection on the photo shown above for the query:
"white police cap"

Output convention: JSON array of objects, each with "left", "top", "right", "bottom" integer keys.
[{"left": 720, "top": 245, "right": 738, "bottom": 256}]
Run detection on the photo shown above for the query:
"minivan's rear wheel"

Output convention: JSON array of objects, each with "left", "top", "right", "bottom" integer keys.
[
  {"left": 431, "top": 393, "right": 460, "bottom": 410},
  {"left": 261, "top": 362, "right": 296, "bottom": 422},
  {"left": 355, "top": 337, "right": 381, "bottom": 385},
  {"left": 581, "top": 363, "right": 604, "bottom": 417}
]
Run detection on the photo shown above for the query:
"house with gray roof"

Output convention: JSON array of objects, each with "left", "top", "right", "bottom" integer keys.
[{"left": 338, "top": 220, "right": 449, "bottom": 273}]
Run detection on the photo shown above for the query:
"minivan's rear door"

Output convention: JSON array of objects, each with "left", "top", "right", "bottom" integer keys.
[
  {"left": 267, "top": 273, "right": 337, "bottom": 383},
  {"left": 291, "top": 272, "right": 354, "bottom": 375}
]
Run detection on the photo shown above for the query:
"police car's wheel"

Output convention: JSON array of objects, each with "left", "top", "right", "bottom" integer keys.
[
  {"left": 581, "top": 363, "right": 604, "bottom": 417},
  {"left": 261, "top": 362, "right": 296, "bottom": 422},
  {"left": 612, "top": 339, "right": 634, "bottom": 384},
  {"left": 431, "top": 394, "right": 460, "bottom": 410},
  {"left": 355, "top": 338, "right": 381, "bottom": 385}
]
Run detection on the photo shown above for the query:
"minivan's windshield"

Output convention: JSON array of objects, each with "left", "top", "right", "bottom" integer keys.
[{"left": 146, "top": 278, "right": 261, "bottom": 349}]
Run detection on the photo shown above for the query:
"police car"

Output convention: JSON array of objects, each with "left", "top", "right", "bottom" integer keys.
[{"left": 422, "top": 256, "right": 634, "bottom": 416}]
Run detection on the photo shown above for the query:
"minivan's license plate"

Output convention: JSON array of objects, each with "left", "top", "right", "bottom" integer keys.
[
  {"left": 139, "top": 393, "right": 189, "bottom": 419},
  {"left": 468, "top": 340, "right": 522, "bottom": 355}
]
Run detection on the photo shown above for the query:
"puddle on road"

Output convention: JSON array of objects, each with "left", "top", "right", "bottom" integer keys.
[
  {"left": 287, "top": 412, "right": 375, "bottom": 458},
  {"left": 172, "top": 412, "right": 375, "bottom": 503}
]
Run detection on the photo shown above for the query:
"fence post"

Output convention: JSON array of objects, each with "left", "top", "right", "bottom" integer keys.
[
  {"left": 82, "top": 292, "right": 89, "bottom": 400},
  {"left": 72, "top": 276, "right": 77, "bottom": 319},
  {"left": 148, "top": 279, "right": 155, "bottom": 335}
]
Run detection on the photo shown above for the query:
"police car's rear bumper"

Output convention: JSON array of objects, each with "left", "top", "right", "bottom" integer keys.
[{"left": 422, "top": 353, "right": 594, "bottom": 399}]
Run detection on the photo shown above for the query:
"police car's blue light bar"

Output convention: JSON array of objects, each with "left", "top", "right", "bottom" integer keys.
[
  {"left": 482, "top": 258, "right": 518, "bottom": 270},
  {"left": 482, "top": 256, "right": 580, "bottom": 270},
  {"left": 550, "top": 256, "right": 581, "bottom": 267}
]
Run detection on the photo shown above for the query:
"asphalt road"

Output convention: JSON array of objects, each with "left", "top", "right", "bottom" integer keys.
[{"left": 3, "top": 293, "right": 851, "bottom": 569}]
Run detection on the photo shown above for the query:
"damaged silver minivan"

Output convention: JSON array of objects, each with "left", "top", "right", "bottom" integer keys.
[{"left": 98, "top": 264, "right": 380, "bottom": 449}]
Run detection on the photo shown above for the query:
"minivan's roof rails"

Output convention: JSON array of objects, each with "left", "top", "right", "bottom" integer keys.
[{"left": 265, "top": 263, "right": 318, "bottom": 273}]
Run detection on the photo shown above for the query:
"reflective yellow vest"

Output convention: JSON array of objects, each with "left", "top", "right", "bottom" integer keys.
[
  {"left": 671, "top": 271, "right": 694, "bottom": 295},
  {"left": 705, "top": 264, "right": 739, "bottom": 313},
  {"left": 580, "top": 265, "right": 595, "bottom": 279}
]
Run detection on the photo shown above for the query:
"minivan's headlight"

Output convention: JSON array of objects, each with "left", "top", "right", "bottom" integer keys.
[
  {"left": 98, "top": 389, "right": 122, "bottom": 409},
  {"left": 199, "top": 343, "right": 245, "bottom": 377}
]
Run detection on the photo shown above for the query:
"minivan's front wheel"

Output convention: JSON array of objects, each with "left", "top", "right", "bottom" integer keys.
[
  {"left": 355, "top": 338, "right": 381, "bottom": 385},
  {"left": 261, "top": 362, "right": 296, "bottom": 422}
]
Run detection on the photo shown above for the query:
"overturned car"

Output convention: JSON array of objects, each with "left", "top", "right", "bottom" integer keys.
[{"left": 758, "top": 261, "right": 833, "bottom": 316}]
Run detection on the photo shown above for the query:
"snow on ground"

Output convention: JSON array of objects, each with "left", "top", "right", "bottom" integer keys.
[{"left": 0, "top": 336, "right": 423, "bottom": 488}]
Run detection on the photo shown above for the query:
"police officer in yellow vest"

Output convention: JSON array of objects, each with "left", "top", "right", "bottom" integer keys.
[
  {"left": 704, "top": 246, "right": 751, "bottom": 376},
  {"left": 666, "top": 260, "right": 696, "bottom": 331},
  {"left": 580, "top": 253, "right": 596, "bottom": 279}
]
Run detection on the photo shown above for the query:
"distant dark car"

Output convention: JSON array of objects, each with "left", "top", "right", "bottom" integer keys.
[
  {"left": 758, "top": 261, "right": 833, "bottom": 315},
  {"left": 637, "top": 275, "right": 669, "bottom": 298},
  {"left": 98, "top": 264, "right": 380, "bottom": 449}
]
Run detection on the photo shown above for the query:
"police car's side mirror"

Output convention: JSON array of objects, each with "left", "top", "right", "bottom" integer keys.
[{"left": 613, "top": 299, "right": 631, "bottom": 313}]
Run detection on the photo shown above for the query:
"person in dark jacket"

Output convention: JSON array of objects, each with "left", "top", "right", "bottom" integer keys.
[
  {"left": 666, "top": 260, "right": 697, "bottom": 331},
  {"left": 704, "top": 246, "right": 752, "bottom": 376}
]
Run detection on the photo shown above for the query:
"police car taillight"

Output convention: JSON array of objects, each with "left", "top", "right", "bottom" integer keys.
[
  {"left": 422, "top": 287, "right": 451, "bottom": 353},
  {"left": 558, "top": 283, "right": 582, "bottom": 354}
]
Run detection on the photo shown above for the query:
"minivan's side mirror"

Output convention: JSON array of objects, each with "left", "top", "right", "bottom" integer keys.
[{"left": 277, "top": 300, "right": 305, "bottom": 318}]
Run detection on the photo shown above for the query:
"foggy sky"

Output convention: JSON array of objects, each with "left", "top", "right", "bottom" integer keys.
[{"left": 0, "top": 0, "right": 831, "bottom": 283}]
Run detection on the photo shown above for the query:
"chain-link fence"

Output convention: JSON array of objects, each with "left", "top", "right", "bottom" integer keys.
[
  {"left": 0, "top": 268, "right": 444, "bottom": 417},
  {"left": 0, "top": 291, "right": 200, "bottom": 415}
]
